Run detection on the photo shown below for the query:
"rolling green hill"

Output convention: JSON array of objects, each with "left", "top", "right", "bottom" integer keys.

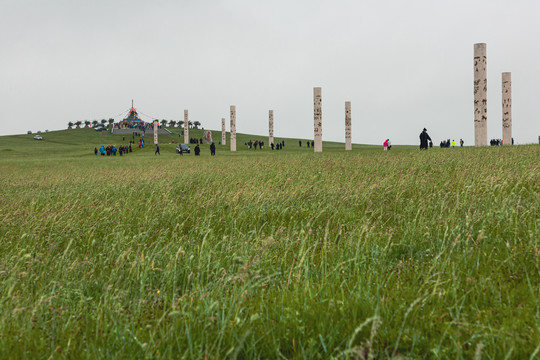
[{"left": 0, "top": 127, "right": 386, "bottom": 158}]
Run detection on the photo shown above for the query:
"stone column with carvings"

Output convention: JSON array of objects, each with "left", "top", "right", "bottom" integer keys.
[
  {"left": 502, "top": 72, "right": 512, "bottom": 145},
  {"left": 314, "top": 87, "right": 322, "bottom": 152},
  {"left": 345, "top": 101, "right": 351, "bottom": 150},
  {"left": 230, "top": 106, "right": 236, "bottom": 152},
  {"left": 269, "top": 110, "right": 274, "bottom": 146},
  {"left": 221, "top": 118, "right": 226, "bottom": 145},
  {"left": 474, "top": 43, "right": 487, "bottom": 146},
  {"left": 184, "top": 110, "right": 189, "bottom": 145},
  {"left": 153, "top": 120, "right": 158, "bottom": 145}
]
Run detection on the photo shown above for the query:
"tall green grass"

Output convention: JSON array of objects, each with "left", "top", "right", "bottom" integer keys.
[{"left": 0, "top": 131, "right": 538, "bottom": 358}]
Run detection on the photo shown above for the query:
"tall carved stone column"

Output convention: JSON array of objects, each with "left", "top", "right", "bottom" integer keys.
[
  {"left": 502, "top": 72, "right": 512, "bottom": 145},
  {"left": 184, "top": 110, "right": 189, "bottom": 145},
  {"left": 221, "top": 118, "right": 226, "bottom": 145},
  {"left": 345, "top": 101, "right": 351, "bottom": 151},
  {"left": 230, "top": 106, "right": 236, "bottom": 152},
  {"left": 474, "top": 43, "right": 487, "bottom": 146},
  {"left": 313, "top": 87, "right": 322, "bottom": 152},
  {"left": 153, "top": 120, "right": 158, "bottom": 145},
  {"left": 269, "top": 110, "right": 274, "bottom": 146}
]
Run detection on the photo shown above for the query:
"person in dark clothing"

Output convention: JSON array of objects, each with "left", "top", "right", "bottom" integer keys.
[
  {"left": 94, "top": 147, "right": 98, "bottom": 156},
  {"left": 460, "top": 139, "right": 464, "bottom": 147},
  {"left": 271, "top": 142, "right": 274, "bottom": 150},
  {"left": 307, "top": 141, "right": 310, "bottom": 148},
  {"left": 194, "top": 144, "right": 200, "bottom": 156},
  {"left": 155, "top": 144, "right": 160, "bottom": 155},
  {"left": 210, "top": 142, "right": 216, "bottom": 155},
  {"left": 429, "top": 141, "right": 433, "bottom": 148},
  {"left": 419, "top": 128, "right": 431, "bottom": 150},
  {"left": 311, "top": 140, "right": 314, "bottom": 147},
  {"left": 299, "top": 140, "right": 302, "bottom": 147}
]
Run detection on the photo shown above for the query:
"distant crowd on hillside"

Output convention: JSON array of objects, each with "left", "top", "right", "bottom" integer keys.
[
  {"left": 491, "top": 138, "right": 513, "bottom": 146},
  {"left": 298, "top": 140, "right": 315, "bottom": 148},
  {"left": 189, "top": 138, "right": 204, "bottom": 144},
  {"left": 439, "top": 139, "right": 463, "bottom": 148},
  {"left": 95, "top": 145, "right": 132, "bottom": 156},
  {"left": 114, "top": 121, "right": 154, "bottom": 131},
  {"left": 245, "top": 139, "right": 265, "bottom": 149}
]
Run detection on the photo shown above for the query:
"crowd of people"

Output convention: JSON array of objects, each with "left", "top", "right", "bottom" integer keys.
[
  {"left": 271, "top": 140, "right": 286, "bottom": 150},
  {"left": 490, "top": 138, "right": 513, "bottom": 146},
  {"left": 94, "top": 144, "right": 132, "bottom": 156},
  {"left": 245, "top": 139, "right": 265, "bottom": 149},
  {"left": 114, "top": 120, "right": 154, "bottom": 132},
  {"left": 189, "top": 138, "right": 204, "bottom": 144},
  {"left": 439, "top": 139, "right": 464, "bottom": 148},
  {"left": 298, "top": 140, "right": 315, "bottom": 148}
]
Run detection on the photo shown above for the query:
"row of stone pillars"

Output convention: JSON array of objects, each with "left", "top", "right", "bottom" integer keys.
[
  {"left": 474, "top": 43, "right": 512, "bottom": 146},
  {"left": 184, "top": 43, "right": 510, "bottom": 151},
  {"left": 206, "top": 99, "right": 349, "bottom": 153},
  {"left": 312, "top": 88, "right": 352, "bottom": 152}
]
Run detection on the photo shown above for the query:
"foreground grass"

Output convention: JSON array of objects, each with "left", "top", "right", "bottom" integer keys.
[{"left": 0, "top": 134, "right": 538, "bottom": 358}]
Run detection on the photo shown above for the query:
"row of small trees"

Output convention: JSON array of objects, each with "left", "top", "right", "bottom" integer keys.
[
  {"left": 67, "top": 119, "right": 202, "bottom": 129},
  {"left": 68, "top": 119, "right": 114, "bottom": 129},
  {"left": 158, "top": 120, "right": 201, "bottom": 129}
]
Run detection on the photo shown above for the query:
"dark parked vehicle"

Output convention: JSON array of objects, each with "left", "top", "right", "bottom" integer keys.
[{"left": 176, "top": 144, "right": 190, "bottom": 154}]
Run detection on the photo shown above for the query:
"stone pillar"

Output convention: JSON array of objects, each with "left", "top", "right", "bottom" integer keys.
[
  {"left": 474, "top": 43, "right": 487, "bottom": 146},
  {"left": 269, "top": 110, "right": 274, "bottom": 146},
  {"left": 313, "top": 87, "right": 322, "bottom": 152},
  {"left": 345, "top": 101, "right": 351, "bottom": 151},
  {"left": 184, "top": 110, "right": 189, "bottom": 145},
  {"left": 153, "top": 120, "right": 158, "bottom": 145},
  {"left": 502, "top": 72, "right": 512, "bottom": 145},
  {"left": 230, "top": 106, "right": 236, "bottom": 152},
  {"left": 221, "top": 118, "right": 226, "bottom": 145}
]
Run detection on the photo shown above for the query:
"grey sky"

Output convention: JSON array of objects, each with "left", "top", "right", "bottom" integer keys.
[{"left": 1, "top": 0, "right": 539, "bottom": 144}]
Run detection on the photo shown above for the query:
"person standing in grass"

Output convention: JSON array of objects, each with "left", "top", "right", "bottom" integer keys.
[
  {"left": 419, "top": 128, "right": 432, "bottom": 150},
  {"left": 194, "top": 144, "right": 200, "bottom": 156},
  {"left": 383, "top": 139, "right": 389, "bottom": 151},
  {"left": 155, "top": 144, "right": 160, "bottom": 155},
  {"left": 451, "top": 140, "right": 456, "bottom": 147},
  {"left": 210, "top": 142, "right": 216, "bottom": 156},
  {"left": 94, "top": 147, "right": 98, "bottom": 156},
  {"left": 460, "top": 139, "right": 464, "bottom": 147}
]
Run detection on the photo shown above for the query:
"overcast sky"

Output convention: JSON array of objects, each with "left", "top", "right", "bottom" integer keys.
[{"left": 1, "top": 0, "right": 539, "bottom": 144}]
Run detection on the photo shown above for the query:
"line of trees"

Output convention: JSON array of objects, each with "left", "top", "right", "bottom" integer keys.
[
  {"left": 157, "top": 120, "right": 201, "bottom": 129},
  {"left": 67, "top": 118, "right": 201, "bottom": 129},
  {"left": 67, "top": 118, "right": 114, "bottom": 129}
]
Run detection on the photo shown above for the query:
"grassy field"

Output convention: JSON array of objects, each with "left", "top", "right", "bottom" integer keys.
[{"left": 0, "top": 128, "right": 538, "bottom": 359}]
